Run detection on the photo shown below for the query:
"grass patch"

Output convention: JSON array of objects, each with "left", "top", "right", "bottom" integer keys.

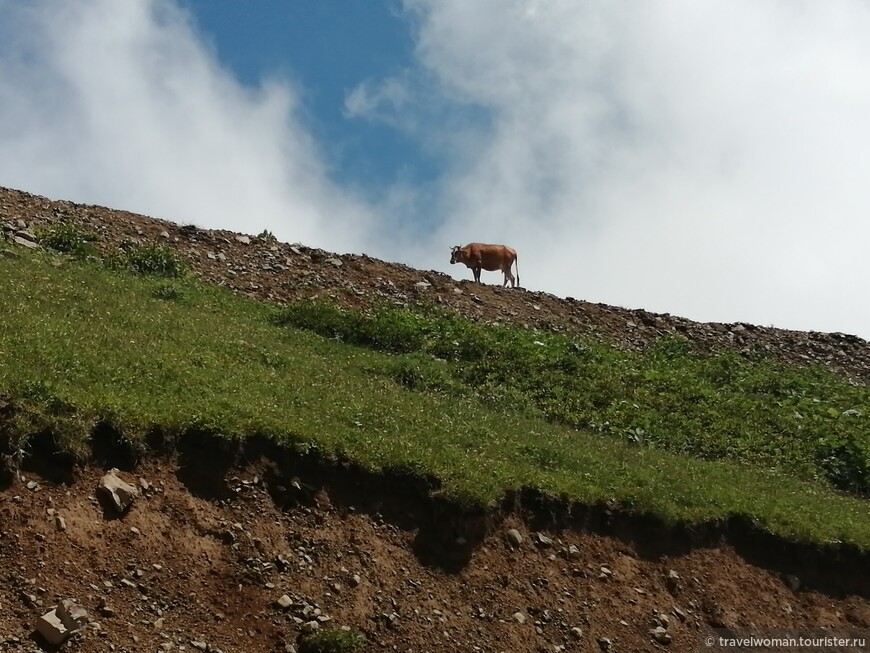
[
  {"left": 298, "top": 628, "right": 367, "bottom": 653},
  {"left": 106, "top": 240, "right": 185, "bottom": 277},
  {"left": 0, "top": 252, "right": 868, "bottom": 548},
  {"left": 277, "top": 300, "right": 870, "bottom": 497},
  {"left": 35, "top": 222, "right": 99, "bottom": 257},
  {"left": 150, "top": 282, "right": 185, "bottom": 302}
]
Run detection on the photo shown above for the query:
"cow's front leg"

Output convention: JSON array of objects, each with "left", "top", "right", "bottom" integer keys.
[{"left": 473, "top": 257, "right": 484, "bottom": 283}]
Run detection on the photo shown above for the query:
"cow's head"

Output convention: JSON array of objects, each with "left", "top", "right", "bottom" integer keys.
[{"left": 450, "top": 245, "right": 463, "bottom": 264}]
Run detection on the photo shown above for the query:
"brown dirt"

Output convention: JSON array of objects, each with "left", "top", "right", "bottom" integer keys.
[{"left": 1, "top": 187, "right": 870, "bottom": 652}]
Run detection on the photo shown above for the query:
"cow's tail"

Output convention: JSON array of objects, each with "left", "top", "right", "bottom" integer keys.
[{"left": 514, "top": 253, "right": 520, "bottom": 288}]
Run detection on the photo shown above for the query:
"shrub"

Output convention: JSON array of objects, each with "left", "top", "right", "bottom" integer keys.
[
  {"left": 109, "top": 241, "right": 185, "bottom": 278},
  {"left": 297, "top": 627, "right": 367, "bottom": 653},
  {"left": 644, "top": 334, "right": 692, "bottom": 361},
  {"left": 36, "top": 222, "right": 99, "bottom": 256},
  {"left": 388, "top": 353, "right": 465, "bottom": 395},
  {"left": 817, "top": 432, "right": 870, "bottom": 496},
  {"left": 277, "top": 300, "right": 507, "bottom": 360},
  {"left": 363, "top": 310, "right": 426, "bottom": 353},
  {"left": 275, "top": 300, "right": 362, "bottom": 341},
  {"left": 276, "top": 301, "right": 423, "bottom": 353},
  {"left": 151, "top": 283, "right": 184, "bottom": 301}
]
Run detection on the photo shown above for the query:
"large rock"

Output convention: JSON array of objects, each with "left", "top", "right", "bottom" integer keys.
[
  {"left": 35, "top": 599, "right": 89, "bottom": 646},
  {"left": 12, "top": 235, "right": 39, "bottom": 249},
  {"left": 650, "top": 625, "right": 672, "bottom": 645},
  {"left": 36, "top": 609, "right": 70, "bottom": 646},
  {"left": 59, "top": 599, "right": 89, "bottom": 629},
  {"left": 97, "top": 469, "right": 140, "bottom": 514}
]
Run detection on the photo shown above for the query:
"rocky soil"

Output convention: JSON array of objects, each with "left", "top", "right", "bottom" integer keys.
[
  {"left": 2, "top": 456, "right": 869, "bottom": 653},
  {"left": 1, "top": 186, "right": 869, "bottom": 652}
]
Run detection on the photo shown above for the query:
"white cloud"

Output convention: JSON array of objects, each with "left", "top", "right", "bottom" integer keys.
[
  {"left": 344, "top": 75, "right": 414, "bottom": 129},
  {"left": 400, "top": 0, "right": 870, "bottom": 336},
  {"left": 0, "top": 0, "right": 376, "bottom": 252}
]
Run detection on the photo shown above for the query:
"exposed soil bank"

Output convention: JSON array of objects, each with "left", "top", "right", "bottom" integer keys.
[{"left": 1, "top": 432, "right": 868, "bottom": 653}]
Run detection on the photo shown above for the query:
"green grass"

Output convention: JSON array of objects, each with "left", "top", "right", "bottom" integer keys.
[
  {"left": 277, "top": 300, "right": 870, "bottom": 496},
  {"left": 1, "top": 251, "right": 869, "bottom": 548},
  {"left": 35, "top": 222, "right": 100, "bottom": 257},
  {"left": 298, "top": 627, "right": 367, "bottom": 653},
  {"left": 106, "top": 240, "right": 186, "bottom": 277}
]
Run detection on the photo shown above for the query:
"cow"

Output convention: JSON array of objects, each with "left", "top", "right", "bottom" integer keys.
[{"left": 450, "top": 242, "right": 520, "bottom": 288}]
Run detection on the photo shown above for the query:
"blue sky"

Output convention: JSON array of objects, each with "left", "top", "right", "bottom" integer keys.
[
  {"left": 177, "top": 1, "right": 435, "bottom": 192},
  {"left": 2, "top": 1, "right": 870, "bottom": 337}
]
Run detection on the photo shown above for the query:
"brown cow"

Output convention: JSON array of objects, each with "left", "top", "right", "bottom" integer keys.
[{"left": 450, "top": 242, "right": 520, "bottom": 288}]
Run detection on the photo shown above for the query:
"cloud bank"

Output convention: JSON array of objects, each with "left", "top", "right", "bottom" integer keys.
[
  {"left": 0, "top": 0, "right": 375, "bottom": 252},
  {"left": 395, "top": 0, "right": 870, "bottom": 335}
]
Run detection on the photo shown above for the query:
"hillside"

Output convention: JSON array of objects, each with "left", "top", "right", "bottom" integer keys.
[
  {"left": 2, "top": 187, "right": 870, "bottom": 383},
  {"left": 1, "top": 186, "right": 869, "bottom": 653}
]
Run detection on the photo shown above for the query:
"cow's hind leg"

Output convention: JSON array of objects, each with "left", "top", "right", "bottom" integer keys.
[{"left": 503, "top": 266, "right": 514, "bottom": 287}]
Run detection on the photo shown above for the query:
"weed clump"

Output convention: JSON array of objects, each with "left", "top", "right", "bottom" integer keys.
[
  {"left": 298, "top": 628, "right": 367, "bottom": 653},
  {"left": 817, "top": 433, "right": 870, "bottom": 495},
  {"left": 108, "top": 241, "right": 185, "bottom": 278},
  {"left": 151, "top": 282, "right": 184, "bottom": 301},
  {"left": 36, "top": 222, "right": 99, "bottom": 257},
  {"left": 388, "top": 352, "right": 466, "bottom": 395},
  {"left": 275, "top": 300, "right": 424, "bottom": 353},
  {"left": 275, "top": 299, "right": 496, "bottom": 359}
]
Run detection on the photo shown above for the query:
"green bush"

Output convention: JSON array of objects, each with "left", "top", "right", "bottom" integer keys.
[
  {"left": 298, "top": 628, "right": 367, "bottom": 653},
  {"left": 388, "top": 353, "right": 465, "bottom": 394},
  {"left": 276, "top": 300, "right": 504, "bottom": 360},
  {"left": 276, "top": 300, "right": 424, "bottom": 353},
  {"left": 644, "top": 334, "right": 692, "bottom": 361},
  {"left": 817, "top": 432, "right": 870, "bottom": 496},
  {"left": 36, "top": 222, "right": 99, "bottom": 256},
  {"left": 276, "top": 300, "right": 362, "bottom": 341},
  {"left": 108, "top": 241, "right": 185, "bottom": 278},
  {"left": 151, "top": 282, "right": 184, "bottom": 301}
]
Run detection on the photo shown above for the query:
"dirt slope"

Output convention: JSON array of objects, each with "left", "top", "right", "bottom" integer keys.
[
  {"left": 1, "top": 187, "right": 869, "bottom": 652},
  {"left": 2, "top": 453, "right": 869, "bottom": 653}
]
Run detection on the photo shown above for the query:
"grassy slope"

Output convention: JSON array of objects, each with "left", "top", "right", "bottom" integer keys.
[{"left": 1, "top": 251, "right": 868, "bottom": 548}]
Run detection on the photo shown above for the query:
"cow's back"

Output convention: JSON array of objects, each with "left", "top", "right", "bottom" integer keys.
[{"left": 470, "top": 243, "right": 515, "bottom": 271}]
